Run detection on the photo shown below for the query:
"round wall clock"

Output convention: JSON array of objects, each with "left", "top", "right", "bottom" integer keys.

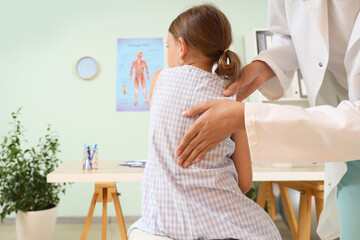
[{"left": 76, "top": 56, "right": 99, "bottom": 80}]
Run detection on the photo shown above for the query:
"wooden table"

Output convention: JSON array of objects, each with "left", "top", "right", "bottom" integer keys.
[
  {"left": 47, "top": 161, "right": 324, "bottom": 240},
  {"left": 47, "top": 161, "right": 143, "bottom": 240},
  {"left": 253, "top": 162, "right": 324, "bottom": 240}
]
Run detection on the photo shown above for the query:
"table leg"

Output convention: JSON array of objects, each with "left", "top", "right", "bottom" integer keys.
[
  {"left": 314, "top": 195, "right": 323, "bottom": 224},
  {"left": 298, "top": 190, "right": 311, "bottom": 240},
  {"left": 267, "top": 182, "right": 276, "bottom": 221},
  {"left": 81, "top": 183, "right": 128, "bottom": 240},
  {"left": 275, "top": 181, "right": 324, "bottom": 240},
  {"left": 279, "top": 185, "right": 298, "bottom": 240},
  {"left": 256, "top": 182, "right": 276, "bottom": 221},
  {"left": 112, "top": 192, "right": 128, "bottom": 240},
  {"left": 102, "top": 187, "right": 108, "bottom": 240},
  {"left": 81, "top": 192, "right": 99, "bottom": 240},
  {"left": 256, "top": 182, "right": 268, "bottom": 208}
]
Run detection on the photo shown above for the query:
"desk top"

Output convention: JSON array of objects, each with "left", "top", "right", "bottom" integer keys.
[
  {"left": 47, "top": 160, "right": 324, "bottom": 183},
  {"left": 253, "top": 162, "right": 324, "bottom": 181}
]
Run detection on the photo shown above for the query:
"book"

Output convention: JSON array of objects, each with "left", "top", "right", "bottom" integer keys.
[{"left": 120, "top": 160, "right": 147, "bottom": 168}]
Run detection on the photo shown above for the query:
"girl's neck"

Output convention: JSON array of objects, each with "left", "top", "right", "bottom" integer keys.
[
  {"left": 182, "top": 51, "right": 212, "bottom": 73},
  {"left": 184, "top": 60, "right": 212, "bottom": 73}
]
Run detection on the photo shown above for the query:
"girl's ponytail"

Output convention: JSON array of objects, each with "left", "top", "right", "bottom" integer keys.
[
  {"left": 215, "top": 49, "right": 241, "bottom": 85},
  {"left": 169, "top": 4, "right": 242, "bottom": 85}
]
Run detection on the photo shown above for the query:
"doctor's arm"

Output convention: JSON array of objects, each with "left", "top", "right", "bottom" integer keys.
[
  {"left": 177, "top": 100, "right": 360, "bottom": 167},
  {"left": 224, "top": 0, "right": 299, "bottom": 101},
  {"left": 245, "top": 101, "right": 360, "bottom": 163}
]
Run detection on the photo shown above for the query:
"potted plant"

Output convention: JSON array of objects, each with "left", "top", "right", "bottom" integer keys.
[{"left": 0, "top": 108, "right": 68, "bottom": 240}]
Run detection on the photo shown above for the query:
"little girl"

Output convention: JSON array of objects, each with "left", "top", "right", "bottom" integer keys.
[{"left": 128, "top": 4, "right": 281, "bottom": 240}]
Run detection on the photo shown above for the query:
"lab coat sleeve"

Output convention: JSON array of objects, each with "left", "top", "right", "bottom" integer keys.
[
  {"left": 245, "top": 100, "right": 360, "bottom": 163},
  {"left": 253, "top": 0, "right": 300, "bottom": 101}
]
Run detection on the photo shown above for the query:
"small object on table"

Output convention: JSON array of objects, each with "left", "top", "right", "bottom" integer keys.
[
  {"left": 82, "top": 143, "right": 98, "bottom": 170},
  {"left": 271, "top": 163, "right": 293, "bottom": 168},
  {"left": 120, "top": 160, "right": 146, "bottom": 168}
]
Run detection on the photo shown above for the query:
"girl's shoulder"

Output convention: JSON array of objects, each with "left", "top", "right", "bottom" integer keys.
[
  {"left": 161, "top": 65, "right": 220, "bottom": 78},
  {"left": 157, "top": 66, "right": 190, "bottom": 80},
  {"left": 159, "top": 65, "right": 229, "bottom": 88}
]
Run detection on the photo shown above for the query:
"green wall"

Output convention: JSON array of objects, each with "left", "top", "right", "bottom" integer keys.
[{"left": 0, "top": 0, "right": 268, "bottom": 217}]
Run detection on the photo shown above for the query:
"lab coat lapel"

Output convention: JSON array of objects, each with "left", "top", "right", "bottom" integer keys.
[
  {"left": 346, "top": 11, "right": 360, "bottom": 55},
  {"left": 344, "top": 12, "right": 360, "bottom": 102},
  {"left": 292, "top": 0, "right": 329, "bottom": 106},
  {"left": 303, "top": 0, "right": 329, "bottom": 52}
]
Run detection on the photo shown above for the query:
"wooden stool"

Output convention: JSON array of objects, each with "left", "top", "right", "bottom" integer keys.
[{"left": 80, "top": 182, "right": 128, "bottom": 240}]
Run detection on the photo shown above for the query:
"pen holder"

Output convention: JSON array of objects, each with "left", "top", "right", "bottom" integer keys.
[{"left": 82, "top": 147, "right": 99, "bottom": 170}]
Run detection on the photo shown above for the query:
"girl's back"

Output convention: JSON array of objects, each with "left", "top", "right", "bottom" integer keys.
[{"left": 129, "top": 65, "right": 281, "bottom": 240}]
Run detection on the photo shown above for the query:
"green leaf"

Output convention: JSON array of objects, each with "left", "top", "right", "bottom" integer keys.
[{"left": 0, "top": 109, "right": 68, "bottom": 220}]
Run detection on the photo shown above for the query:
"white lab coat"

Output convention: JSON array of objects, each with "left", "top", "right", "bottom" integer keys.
[{"left": 245, "top": 0, "right": 360, "bottom": 239}]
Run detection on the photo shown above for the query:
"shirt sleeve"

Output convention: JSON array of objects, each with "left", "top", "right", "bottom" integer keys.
[
  {"left": 245, "top": 100, "right": 360, "bottom": 163},
  {"left": 254, "top": 0, "right": 300, "bottom": 101}
]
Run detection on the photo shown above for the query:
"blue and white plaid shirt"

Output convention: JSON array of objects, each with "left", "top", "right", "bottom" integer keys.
[{"left": 129, "top": 65, "right": 281, "bottom": 240}]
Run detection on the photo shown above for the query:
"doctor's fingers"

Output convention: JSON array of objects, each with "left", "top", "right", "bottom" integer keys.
[
  {"left": 177, "top": 101, "right": 215, "bottom": 157},
  {"left": 176, "top": 116, "right": 213, "bottom": 167},
  {"left": 177, "top": 112, "right": 224, "bottom": 167},
  {"left": 236, "top": 78, "right": 263, "bottom": 101},
  {"left": 223, "top": 80, "right": 244, "bottom": 97},
  {"left": 223, "top": 64, "right": 259, "bottom": 97},
  {"left": 181, "top": 140, "right": 218, "bottom": 168},
  {"left": 176, "top": 129, "right": 201, "bottom": 167}
]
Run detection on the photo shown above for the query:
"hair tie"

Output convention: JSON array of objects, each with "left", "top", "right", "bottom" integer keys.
[{"left": 224, "top": 48, "right": 229, "bottom": 53}]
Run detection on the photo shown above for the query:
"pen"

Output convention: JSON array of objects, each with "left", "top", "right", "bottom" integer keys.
[
  {"left": 83, "top": 143, "right": 87, "bottom": 169},
  {"left": 129, "top": 165, "right": 145, "bottom": 168},
  {"left": 87, "top": 145, "right": 92, "bottom": 169},
  {"left": 90, "top": 144, "right": 97, "bottom": 161}
]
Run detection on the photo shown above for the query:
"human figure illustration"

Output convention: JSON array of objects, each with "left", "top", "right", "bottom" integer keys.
[{"left": 129, "top": 52, "right": 150, "bottom": 106}]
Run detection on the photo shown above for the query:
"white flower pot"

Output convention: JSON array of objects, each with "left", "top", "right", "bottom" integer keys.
[{"left": 16, "top": 206, "right": 58, "bottom": 240}]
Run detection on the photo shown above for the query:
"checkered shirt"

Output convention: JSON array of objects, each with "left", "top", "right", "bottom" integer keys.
[{"left": 129, "top": 65, "right": 281, "bottom": 240}]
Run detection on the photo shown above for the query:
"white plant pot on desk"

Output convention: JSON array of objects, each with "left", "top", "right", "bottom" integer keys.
[{"left": 16, "top": 205, "right": 58, "bottom": 240}]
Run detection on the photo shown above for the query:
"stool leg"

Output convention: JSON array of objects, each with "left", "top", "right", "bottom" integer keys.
[
  {"left": 112, "top": 192, "right": 128, "bottom": 240},
  {"left": 298, "top": 190, "right": 311, "bottom": 240},
  {"left": 81, "top": 192, "right": 99, "bottom": 240},
  {"left": 102, "top": 188, "right": 108, "bottom": 240}
]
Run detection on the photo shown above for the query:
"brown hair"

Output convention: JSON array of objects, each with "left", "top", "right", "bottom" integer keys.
[{"left": 169, "top": 4, "right": 241, "bottom": 84}]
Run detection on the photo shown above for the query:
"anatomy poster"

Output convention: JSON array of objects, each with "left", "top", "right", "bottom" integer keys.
[{"left": 116, "top": 38, "right": 163, "bottom": 111}]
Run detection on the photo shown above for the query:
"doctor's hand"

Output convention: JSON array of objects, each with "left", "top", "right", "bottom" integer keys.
[
  {"left": 223, "top": 60, "right": 275, "bottom": 101},
  {"left": 176, "top": 99, "right": 245, "bottom": 168}
]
